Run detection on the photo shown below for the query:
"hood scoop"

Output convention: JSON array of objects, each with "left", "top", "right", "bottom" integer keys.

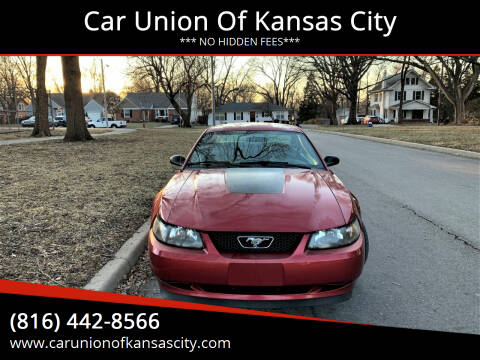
[{"left": 225, "top": 168, "right": 284, "bottom": 194}]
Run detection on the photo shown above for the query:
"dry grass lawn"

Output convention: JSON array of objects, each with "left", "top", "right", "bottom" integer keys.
[
  {"left": 314, "top": 125, "right": 480, "bottom": 152},
  {"left": 0, "top": 127, "right": 111, "bottom": 140},
  {"left": 0, "top": 128, "right": 203, "bottom": 288}
]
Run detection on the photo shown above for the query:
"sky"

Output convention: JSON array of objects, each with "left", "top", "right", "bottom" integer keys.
[
  {"left": 43, "top": 56, "right": 392, "bottom": 100},
  {"left": 46, "top": 56, "right": 130, "bottom": 94},
  {"left": 44, "top": 56, "right": 254, "bottom": 95}
]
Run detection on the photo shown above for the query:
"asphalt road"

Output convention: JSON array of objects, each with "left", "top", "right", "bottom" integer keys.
[{"left": 142, "top": 131, "right": 480, "bottom": 334}]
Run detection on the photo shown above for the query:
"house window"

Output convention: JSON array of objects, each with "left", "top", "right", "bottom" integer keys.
[
  {"left": 405, "top": 78, "right": 410, "bottom": 85},
  {"left": 18, "top": 103, "right": 24, "bottom": 111},
  {"left": 414, "top": 91, "right": 424, "bottom": 100},
  {"left": 411, "top": 77, "right": 418, "bottom": 85},
  {"left": 215, "top": 112, "right": 225, "bottom": 121},
  {"left": 155, "top": 109, "right": 166, "bottom": 118},
  {"left": 234, "top": 112, "right": 243, "bottom": 120},
  {"left": 277, "top": 113, "right": 285, "bottom": 120},
  {"left": 123, "top": 109, "right": 132, "bottom": 118},
  {"left": 262, "top": 111, "right": 272, "bottom": 117},
  {"left": 56, "top": 108, "right": 63, "bottom": 117},
  {"left": 395, "top": 91, "right": 406, "bottom": 101}
]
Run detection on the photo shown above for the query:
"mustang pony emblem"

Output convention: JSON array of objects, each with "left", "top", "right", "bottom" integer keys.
[{"left": 237, "top": 236, "right": 274, "bottom": 248}]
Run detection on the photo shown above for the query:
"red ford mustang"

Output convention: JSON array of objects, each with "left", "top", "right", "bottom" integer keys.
[{"left": 149, "top": 123, "right": 368, "bottom": 307}]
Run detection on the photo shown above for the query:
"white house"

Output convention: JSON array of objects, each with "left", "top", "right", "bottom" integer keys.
[
  {"left": 26, "top": 94, "right": 105, "bottom": 120},
  {"left": 208, "top": 102, "right": 289, "bottom": 126},
  {"left": 84, "top": 98, "right": 104, "bottom": 121},
  {"left": 369, "top": 69, "right": 436, "bottom": 123}
]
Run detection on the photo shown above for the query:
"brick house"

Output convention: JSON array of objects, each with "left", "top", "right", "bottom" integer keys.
[
  {"left": 114, "top": 92, "right": 199, "bottom": 123},
  {"left": 0, "top": 99, "right": 29, "bottom": 124}
]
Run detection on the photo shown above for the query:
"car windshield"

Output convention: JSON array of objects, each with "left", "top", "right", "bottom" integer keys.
[{"left": 186, "top": 130, "right": 324, "bottom": 169}]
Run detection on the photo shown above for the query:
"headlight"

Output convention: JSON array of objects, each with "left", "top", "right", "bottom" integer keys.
[
  {"left": 152, "top": 216, "right": 204, "bottom": 249},
  {"left": 308, "top": 218, "right": 361, "bottom": 249}
]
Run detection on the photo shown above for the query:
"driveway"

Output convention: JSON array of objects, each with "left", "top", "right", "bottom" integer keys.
[{"left": 142, "top": 131, "right": 480, "bottom": 334}]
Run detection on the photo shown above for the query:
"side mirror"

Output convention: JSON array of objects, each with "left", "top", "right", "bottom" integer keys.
[
  {"left": 324, "top": 156, "right": 340, "bottom": 167},
  {"left": 170, "top": 155, "right": 186, "bottom": 167}
]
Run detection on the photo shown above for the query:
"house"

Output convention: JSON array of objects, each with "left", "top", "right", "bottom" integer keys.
[
  {"left": 0, "top": 99, "right": 29, "bottom": 123},
  {"left": 115, "top": 92, "right": 199, "bottom": 123},
  {"left": 26, "top": 93, "right": 103, "bottom": 119},
  {"left": 84, "top": 98, "right": 104, "bottom": 121},
  {"left": 207, "top": 102, "right": 289, "bottom": 126},
  {"left": 369, "top": 69, "right": 436, "bottom": 123}
]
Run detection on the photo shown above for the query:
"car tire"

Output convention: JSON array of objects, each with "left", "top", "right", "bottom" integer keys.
[
  {"left": 360, "top": 220, "right": 369, "bottom": 263},
  {"left": 111, "top": 124, "right": 117, "bottom": 128}
]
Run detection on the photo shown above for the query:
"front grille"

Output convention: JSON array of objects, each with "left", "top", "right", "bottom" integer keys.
[{"left": 208, "top": 232, "right": 303, "bottom": 253}]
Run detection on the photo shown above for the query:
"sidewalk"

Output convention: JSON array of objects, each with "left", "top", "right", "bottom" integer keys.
[{"left": 0, "top": 128, "right": 137, "bottom": 146}]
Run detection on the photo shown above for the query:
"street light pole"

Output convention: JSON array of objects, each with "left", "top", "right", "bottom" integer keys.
[{"left": 211, "top": 56, "right": 215, "bottom": 126}]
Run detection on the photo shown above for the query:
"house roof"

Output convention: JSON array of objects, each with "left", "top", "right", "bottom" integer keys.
[
  {"left": 215, "top": 102, "right": 287, "bottom": 112},
  {"left": 371, "top": 69, "right": 435, "bottom": 92},
  {"left": 121, "top": 92, "right": 188, "bottom": 109},
  {"left": 26, "top": 94, "right": 102, "bottom": 112}
]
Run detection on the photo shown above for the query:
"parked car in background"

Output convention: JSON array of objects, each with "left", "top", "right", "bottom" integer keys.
[
  {"left": 362, "top": 115, "right": 384, "bottom": 124},
  {"left": 87, "top": 117, "right": 127, "bottom": 128},
  {"left": 171, "top": 115, "right": 181, "bottom": 126},
  {"left": 356, "top": 115, "right": 365, "bottom": 124},
  {"left": 21, "top": 116, "right": 53, "bottom": 127},
  {"left": 55, "top": 116, "right": 66, "bottom": 127}
]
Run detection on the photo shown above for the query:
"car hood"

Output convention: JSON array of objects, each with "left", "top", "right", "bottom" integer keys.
[{"left": 158, "top": 168, "right": 353, "bottom": 233}]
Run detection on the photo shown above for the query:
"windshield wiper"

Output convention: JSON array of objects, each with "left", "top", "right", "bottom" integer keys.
[
  {"left": 186, "top": 161, "right": 235, "bottom": 168},
  {"left": 235, "top": 161, "right": 312, "bottom": 169}
]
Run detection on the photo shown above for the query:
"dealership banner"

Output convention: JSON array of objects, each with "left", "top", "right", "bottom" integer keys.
[
  {"left": 0, "top": 280, "right": 475, "bottom": 354},
  {"left": 0, "top": 3, "right": 478, "bottom": 54}
]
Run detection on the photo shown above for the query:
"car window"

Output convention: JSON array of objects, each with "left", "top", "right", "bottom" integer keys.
[{"left": 187, "top": 130, "right": 324, "bottom": 169}]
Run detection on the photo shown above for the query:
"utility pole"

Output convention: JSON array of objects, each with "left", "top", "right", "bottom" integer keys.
[
  {"left": 49, "top": 91, "right": 54, "bottom": 129},
  {"left": 211, "top": 56, "right": 215, "bottom": 126},
  {"left": 101, "top": 58, "right": 108, "bottom": 128}
]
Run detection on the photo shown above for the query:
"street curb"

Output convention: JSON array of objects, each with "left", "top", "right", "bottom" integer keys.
[
  {"left": 84, "top": 220, "right": 150, "bottom": 292},
  {"left": 311, "top": 130, "right": 480, "bottom": 160}
]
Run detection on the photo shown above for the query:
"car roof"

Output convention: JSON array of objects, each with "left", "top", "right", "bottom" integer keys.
[{"left": 205, "top": 122, "right": 302, "bottom": 133}]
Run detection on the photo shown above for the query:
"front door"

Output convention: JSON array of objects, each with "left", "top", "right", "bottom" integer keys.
[
  {"left": 412, "top": 110, "right": 423, "bottom": 120},
  {"left": 250, "top": 112, "right": 255, "bottom": 122}
]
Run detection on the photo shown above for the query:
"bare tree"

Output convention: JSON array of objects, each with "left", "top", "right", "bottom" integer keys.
[
  {"left": 305, "top": 57, "right": 342, "bottom": 124},
  {"left": 252, "top": 57, "right": 304, "bottom": 108},
  {"left": 84, "top": 58, "right": 103, "bottom": 93},
  {"left": 376, "top": 56, "right": 480, "bottom": 124},
  {"left": 336, "top": 56, "right": 375, "bottom": 124},
  {"left": 15, "top": 57, "right": 36, "bottom": 105},
  {"left": 0, "top": 57, "right": 27, "bottom": 125},
  {"left": 129, "top": 56, "right": 208, "bottom": 127},
  {"left": 62, "top": 56, "right": 93, "bottom": 141},
  {"left": 31, "top": 57, "right": 51, "bottom": 137},
  {"left": 203, "top": 57, "right": 255, "bottom": 106}
]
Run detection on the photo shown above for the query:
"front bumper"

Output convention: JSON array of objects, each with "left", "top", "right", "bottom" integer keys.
[{"left": 148, "top": 230, "right": 365, "bottom": 301}]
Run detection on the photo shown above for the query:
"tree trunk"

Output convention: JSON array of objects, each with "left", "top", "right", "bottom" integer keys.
[
  {"left": 62, "top": 56, "right": 93, "bottom": 141},
  {"left": 347, "top": 91, "right": 357, "bottom": 125},
  {"left": 32, "top": 56, "right": 51, "bottom": 137},
  {"left": 454, "top": 95, "right": 465, "bottom": 124}
]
